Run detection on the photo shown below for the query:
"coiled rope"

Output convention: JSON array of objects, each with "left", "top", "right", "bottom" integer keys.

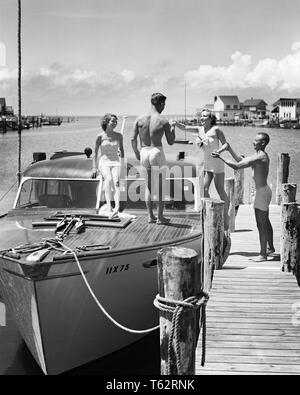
[
  {"left": 57, "top": 240, "right": 160, "bottom": 334},
  {"left": 154, "top": 292, "right": 209, "bottom": 374}
]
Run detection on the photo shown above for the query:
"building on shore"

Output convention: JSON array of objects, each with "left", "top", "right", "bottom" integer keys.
[
  {"left": 242, "top": 98, "right": 268, "bottom": 119},
  {"left": 213, "top": 95, "right": 242, "bottom": 122},
  {"left": 0, "top": 98, "right": 14, "bottom": 116},
  {"left": 272, "top": 98, "right": 300, "bottom": 121}
]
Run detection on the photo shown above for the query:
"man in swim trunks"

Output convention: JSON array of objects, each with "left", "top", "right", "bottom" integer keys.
[
  {"left": 212, "top": 132, "right": 274, "bottom": 262},
  {"left": 131, "top": 93, "right": 175, "bottom": 224}
]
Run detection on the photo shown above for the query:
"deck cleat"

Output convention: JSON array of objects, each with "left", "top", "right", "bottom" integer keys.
[
  {"left": 75, "top": 217, "right": 86, "bottom": 234},
  {"left": 55, "top": 216, "right": 68, "bottom": 233}
]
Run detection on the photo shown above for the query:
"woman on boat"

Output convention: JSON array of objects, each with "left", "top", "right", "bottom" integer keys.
[
  {"left": 92, "top": 113, "right": 125, "bottom": 217},
  {"left": 175, "top": 109, "right": 230, "bottom": 230}
]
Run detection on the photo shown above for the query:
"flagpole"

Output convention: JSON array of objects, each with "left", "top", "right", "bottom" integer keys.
[{"left": 17, "top": 0, "right": 22, "bottom": 185}]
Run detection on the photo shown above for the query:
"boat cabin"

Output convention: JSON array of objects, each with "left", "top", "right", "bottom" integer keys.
[{"left": 14, "top": 149, "right": 201, "bottom": 212}]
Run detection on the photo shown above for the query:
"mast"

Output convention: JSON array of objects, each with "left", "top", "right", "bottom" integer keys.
[
  {"left": 184, "top": 79, "right": 187, "bottom": 141},
  {"left": 17, "top": 0, "right": 22, "bottom": 185}
]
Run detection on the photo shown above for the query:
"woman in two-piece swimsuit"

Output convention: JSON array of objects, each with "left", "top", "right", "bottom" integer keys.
[
  {"left": 175, "top": 109, "right": 230, "bottom": 230},
  {"left": 92, "top": 113, "right": 125, "bottom": 217}
]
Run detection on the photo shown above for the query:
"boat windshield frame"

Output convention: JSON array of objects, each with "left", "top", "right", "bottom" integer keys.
[{"left": 14, "top": 175, "right": 202, "bottom": 211}]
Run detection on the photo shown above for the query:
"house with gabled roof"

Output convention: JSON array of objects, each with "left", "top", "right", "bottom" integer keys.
[
  {"left": 272, "top": 98, "right": 300, "bottom": 121},
  {"left": 242, "top": 98, "right": 268, "bottom": 119},
  {"left": 0, "top": 98, "right": 6, "bottom": 115},
  {"left": 0, "top": 98, "right": 14, "bottom": 116},
  {"left": 213, "top": 95, "right": 241, "bottom": 121}
]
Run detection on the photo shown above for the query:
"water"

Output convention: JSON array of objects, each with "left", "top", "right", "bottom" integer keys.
[{"left": 1, "top": 117, "right": 300, "bottom": 214}]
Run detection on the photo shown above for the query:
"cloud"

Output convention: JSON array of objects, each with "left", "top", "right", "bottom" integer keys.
[
  {"left": 121, "top": 69, "right": 135, "bottom": 82},
  {"left": 0, "top": 62, "right": 155, "bottom": 113},
  {"left": 0, "top": 63, "right": 152, "bottom": 93},
  {"left": 185, "top": 42, "right": 300, "bottom": 92},
  {"left": 0, "top": 67, "right": 17, "bottom": 81}
]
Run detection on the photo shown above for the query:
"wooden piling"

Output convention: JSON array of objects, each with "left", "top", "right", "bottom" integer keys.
[
  {"left": 200, "top": 198, "right": 224, "bottom": 286},
  {"left": 280, "top": 202, "right": 300, "bottom": 277},
  {"left": 276, "top": 153, "right": 290, "bottom": 205},
  {"left": 234, "top": 168, "right": 244, "bottom": 209},
  {"left": 157, "top": 246, "right": 201, "bottom": 375},
  {"left": 281, "top": 183, "right": 297, "bottom": 204},
  {"left": 225, "top": 177, "right": 235, "bottom": 233}
]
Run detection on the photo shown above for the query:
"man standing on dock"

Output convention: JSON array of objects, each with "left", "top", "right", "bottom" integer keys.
[
  {"left": 131, "top": 93, "right": 175, "bottom": 224},
  {"left": 212, "top": 132, "right": 275, "bottom": 262}
]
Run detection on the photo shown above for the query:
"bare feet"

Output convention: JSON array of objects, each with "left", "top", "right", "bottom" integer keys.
[
  {"left": 249, "top": 255, "right": 268, "bottom": 262},
  {"left": 148, "top": 216, "right": 157, "bottom": 223},
  {"left": 267, "top": 247, "right": 275, "bottom": 255},
  {"left": 156, "top": 217, "right": 170, "bottom": 225},
  {"left": 109, "top": 210, "right": 119, "bottom": 219}
]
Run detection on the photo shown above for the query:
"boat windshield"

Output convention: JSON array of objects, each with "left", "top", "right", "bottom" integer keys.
[{"left": 15, "top": 177, "right": 196, "bottom": 210}]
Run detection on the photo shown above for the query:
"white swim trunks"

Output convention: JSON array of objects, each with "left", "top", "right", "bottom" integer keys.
[
  {"left": 254, "top": 185, "right": 272, "bottom": 211},
  {"left": 140, "top": 146, "right": 166, "bottom": 168}
]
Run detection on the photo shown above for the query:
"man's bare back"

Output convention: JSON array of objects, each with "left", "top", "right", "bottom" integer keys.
[
  {"left": 131, "top": 92, "right": 175, "bottom": 224},
  {"left": 133, "top": 113, "right": 174, "bottom": 148}
]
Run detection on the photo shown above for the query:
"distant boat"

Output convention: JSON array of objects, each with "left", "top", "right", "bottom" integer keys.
[
  {"left": 41, "top": 116, "right": 62, "bottom": 126},
  {"left": 251, "top": 119, "right": 269, "bottom": 127},
  {"left": 279, "top": 120, "right": 300, "bottom": 129}
]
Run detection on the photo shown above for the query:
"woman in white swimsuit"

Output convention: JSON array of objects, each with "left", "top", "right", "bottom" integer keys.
[
  {"left": 176, "top": 109, "right": 230, "bottom": 230},
  {"left": 92, "top": 113, "right": 125, "bottom": 217}
]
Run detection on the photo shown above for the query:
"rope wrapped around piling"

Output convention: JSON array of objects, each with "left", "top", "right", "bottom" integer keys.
[{"left": 153, "top": 291, "right": 209, "bottom": 374}]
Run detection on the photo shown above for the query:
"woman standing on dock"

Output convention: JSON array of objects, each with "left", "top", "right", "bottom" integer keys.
[
  {"left": 92, "top": 114, "right": 125, "bottom": 217},
  {"left": 176, "top": 109, "right": 230, "bottom": 230}
]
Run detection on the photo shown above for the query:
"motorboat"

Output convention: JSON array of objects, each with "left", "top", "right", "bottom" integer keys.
[{"left": 0, "top": 149, "right": 203, "bottom": 374}]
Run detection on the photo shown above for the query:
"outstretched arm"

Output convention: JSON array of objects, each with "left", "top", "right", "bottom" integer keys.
[
  {"left": 212, "top": 151, "right": 261, "bottom": 170},
  {"left": 175, "top": 121, "right": 200, "bottom": 132},
  {"left": 165, "top": 122, "right": 176, "bottom": 145},
  {"left": 215, "top": 127, "right": 229, "bottom": 154},
  {"left": 227, "top": 143, "right": 244, "bottom": 162}
]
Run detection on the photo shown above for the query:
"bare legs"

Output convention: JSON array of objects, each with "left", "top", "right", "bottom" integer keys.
[
  {"left": 144, "top": 167, "right": 157, "bottom": 223},
  {"left": 254, "top": 208, "right": 274, "bottom": 261},
  {"left": 142, "top": 166, "right": 169, "bottom": 224},
  {"left": 111, "top": 166, "right": 121, "bottom": 214},
  {"left": 99, "top": 165, "right": 121, "bottom": 216},
  {"left": 203, "top": 171, "right": 229, "bottom": 231}
]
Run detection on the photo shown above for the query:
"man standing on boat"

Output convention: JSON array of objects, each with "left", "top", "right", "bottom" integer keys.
[
  {"left": 131, "top": 93, "right": 175, "bottom": 224},
  {"left": 212, "top": 132, "right": 275, "bottom": 262}
]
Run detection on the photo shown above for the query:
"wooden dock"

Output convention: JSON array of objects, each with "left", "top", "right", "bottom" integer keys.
[{"left": 196, "top": 204, "right": 300, "bottom": 375}]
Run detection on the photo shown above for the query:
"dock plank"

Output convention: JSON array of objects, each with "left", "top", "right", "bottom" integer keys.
[{"left": 196, "top": 204, "right": 300, "bottom": 375}]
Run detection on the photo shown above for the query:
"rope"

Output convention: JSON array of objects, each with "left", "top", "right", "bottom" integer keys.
[
  {"left": 0, "top": 180, "right": 18, "bottom": 203},
  {"left": 57, "top": 240, "right": 160, "bottom": 334},
  {"left": 154, "top": 292, "right": 209, "bottom": 374}
]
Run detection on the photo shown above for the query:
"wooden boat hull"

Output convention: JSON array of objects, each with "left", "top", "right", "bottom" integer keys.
[{"left": 0, "top": 232, "right": 201, "bottom": 375}]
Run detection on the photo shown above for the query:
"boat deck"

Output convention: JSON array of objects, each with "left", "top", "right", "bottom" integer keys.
[
  {"left": 55, "top": 211, "right": 201, "bottom": 254},
  {"left": 1, "top": 210, "right": 202, "bottom": 264},
  {"left": 196, "top": 204, "right": 300, "bottom": 375}
]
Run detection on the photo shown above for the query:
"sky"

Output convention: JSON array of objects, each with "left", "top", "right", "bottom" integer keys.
[{"left": 1, "top": 0, "right": 300, "bottom": 115}]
